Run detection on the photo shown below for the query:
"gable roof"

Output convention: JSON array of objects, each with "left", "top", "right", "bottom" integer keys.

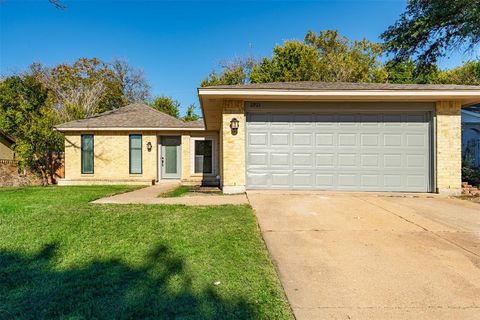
[
  {"left": 55, "top": 103, "right": 205, "bottom": 131},
  {"left": 202, "top": 81, "right": 480, "bottom": 91}
]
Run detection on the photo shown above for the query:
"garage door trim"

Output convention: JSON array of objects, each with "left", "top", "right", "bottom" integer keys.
[{"left": 245, "top": 102, "right": 434, "bottom": 192}]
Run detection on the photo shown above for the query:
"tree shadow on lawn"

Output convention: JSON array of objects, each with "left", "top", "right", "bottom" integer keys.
[{"left": 0, "top": 243, "right": 257, "bottom": 319}]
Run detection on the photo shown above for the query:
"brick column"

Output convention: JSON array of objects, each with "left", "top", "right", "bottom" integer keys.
[
  {"left": 181, "top": 133, "right": 190, "bottom": 181},
  {"left": 221, "top": 100, "right": 246, "bottom": 194},
  {"left": 436, "top": 101, "right": 462, "bottom": 194}
]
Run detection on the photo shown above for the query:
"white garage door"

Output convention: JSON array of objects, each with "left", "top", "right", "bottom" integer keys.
[{"left": 246, "top": 102, "right": 433, "bottom": 192}]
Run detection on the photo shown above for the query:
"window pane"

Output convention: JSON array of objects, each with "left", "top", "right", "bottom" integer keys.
[
  {"left": 81, "top": 135, "right": 94, "bottom": 174},
  {"left": 129, "top": 135, "right": 142, "bottom": 174},
  {"left": 194, "top": 140, "right": 212, "bottom": 173}
]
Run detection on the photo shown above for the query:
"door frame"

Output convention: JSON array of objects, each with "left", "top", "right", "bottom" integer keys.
[{"left": 158, "top": 135, "right": 182, "bottom": 180}]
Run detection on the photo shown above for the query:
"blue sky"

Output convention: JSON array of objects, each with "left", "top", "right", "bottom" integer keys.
[{"left": 0, "top": 0, "right": 473, "bottom": 115}]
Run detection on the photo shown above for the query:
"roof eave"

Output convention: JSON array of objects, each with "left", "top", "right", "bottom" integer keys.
[
  {"left": 55, "top": 127, "right": 205, "bottom": 132},
  {"left": 197, "top": 88, "right": 480, "bottom": 105}
]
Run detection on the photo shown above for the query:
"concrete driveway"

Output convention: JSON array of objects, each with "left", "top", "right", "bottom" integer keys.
[{"left": 247, "top": 191, "right": 480, "bottom": 320}]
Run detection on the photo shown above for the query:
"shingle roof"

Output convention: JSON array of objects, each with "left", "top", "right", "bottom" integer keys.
[
  {"left": 201, "top": 81, "right": 480, "bottom": 91},
  {"left": 55, "top": 103, "right": 205, "bottom": 130}
]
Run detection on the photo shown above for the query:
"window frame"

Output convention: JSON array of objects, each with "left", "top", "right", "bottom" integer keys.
[
  {"left": 129, "top": 134, "right": 143, "bottom": 175},
  {"left": 190, "top": 136, "right": 216, "bottom": 175},
  {"left": 81, "top": 134, "right": 94, "bottom": 174}
]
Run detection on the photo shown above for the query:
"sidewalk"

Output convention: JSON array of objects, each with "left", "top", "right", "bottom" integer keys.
[{"left": 92, "top": 181, "right": 249, "bottom": 206}]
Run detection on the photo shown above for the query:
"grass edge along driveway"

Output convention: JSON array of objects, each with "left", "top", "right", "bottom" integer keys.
[{"left": 0, "top": 186, "right": 293, "bottom": 319}]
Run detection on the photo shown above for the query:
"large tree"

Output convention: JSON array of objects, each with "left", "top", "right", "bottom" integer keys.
[
  {"left": 110, "top": 59, "right": 151, "bottom": 103},
  {"left": 435, "top": 60, "right": 480, "bottom": 85},
  {"left": 201, "top": 58, "right": 256, "bottom": 87},
  {"left": 304, "top": 30, "right": 386, "bottom": 83},
  {"left": 33, "top": 58, "right": 151, "bottom": 121},
  {"left": 0, "top": 75, "right": 63, "bottom": 184},
  {"left": 202, "top": 30, "right": 387, "bottom": 86},
  {"left": 382, "top": 0, "right": 480, "bottom": 70},
  {"left": 250, "top": 41, "right": 320, "bottom": 83}
]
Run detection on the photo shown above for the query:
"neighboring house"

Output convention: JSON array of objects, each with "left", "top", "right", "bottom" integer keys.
[
  {"left": 55, "top": 81, "right": 480, "bottom": 195},
  {"left": 461, "top": 108, "right": 480, "bottom": 167},
  {"left": 0, "top": 131, "right": 15, "bottom": 160}
]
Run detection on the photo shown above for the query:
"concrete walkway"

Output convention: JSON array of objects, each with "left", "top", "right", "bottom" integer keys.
[
  {"left": 248, "top": 191, "right": 480, "bottom": 320},
  {"left": 92, "top": 181, "right": 249, "bottom": 206}
]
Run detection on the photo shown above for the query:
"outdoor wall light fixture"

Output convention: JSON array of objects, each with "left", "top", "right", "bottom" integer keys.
[
  {"left": 146, "top": 141, "right": 152, "bottom": 152},
  {"left": 230, "top": 117, "right": 240, "bottom": 135}
]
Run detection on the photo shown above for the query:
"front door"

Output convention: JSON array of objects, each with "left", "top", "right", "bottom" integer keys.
[{"left": 161, "top": 136, "right": 181, "bottom": 179}]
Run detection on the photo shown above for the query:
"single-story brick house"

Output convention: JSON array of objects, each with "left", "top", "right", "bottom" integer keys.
[{"left": 55, "top": 81, "right": 480, "bottom": 194}]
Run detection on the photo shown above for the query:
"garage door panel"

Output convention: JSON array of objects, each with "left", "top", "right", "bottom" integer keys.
[
  {"left": 246, "top": 107, "right": 431, "bottom": 192},
  {"left": 361, "top": 174, "right": 380, "bottom": 187},
  {"left": 338, "top": 153, "right": 357, "bottom": 167},
  {"left": 384, "top": 134, "right": 402, "bottom": 146},
  {"left": 361, "top": 134, "right": 379, "bottom": 146},
  {"left": 247, "top": 172, "right": 269, "bottom": 187},
  {"left": 293, "top": 153, "right": 314, "bottom": 167},
  {"left": 338, "top": 174, "right": 358, "bottom": 187},
  {"left": 316, "top": 153, "right": 335, "bottom": 167},
  {"left": 293, "top": 133, "right": 313, "bottom": 146},
  {"left": 316, "top": 174, "right": 334, "bottom": 187},
  {"left": 293, "top": 172, "right": 314, "bottom": 187},
  {"left": 406, "top": 134, "right": 426, "bottom": 147},
  {"left": 271, "top": 173, "right": 290, "bottom": 187},
  {"left": 361, "top": 154, "right": 380, "bottom": 167},
  {"left": 248, "top": 152, "right": 268, "bottom": 166},
  {"left": 271, "top": 152, "right": 290, "bottom": 166},
  {"left": 248, "top": 133, "right": 268, "bottom": 146}
]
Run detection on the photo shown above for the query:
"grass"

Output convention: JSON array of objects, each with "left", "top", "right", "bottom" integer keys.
[
  {"left": 0, "top": 186, "right": 293, "bottom": 319},
  {"left": 159, "top": 185, "right": 192, "bottom": 198},
  {"left": 159, "top": 185, "right": 224, "bottom": 198}
]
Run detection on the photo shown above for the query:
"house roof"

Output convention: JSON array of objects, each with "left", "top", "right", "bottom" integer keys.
[
  {"left": 202, "top": 81, "right": 480, "bottom": 91},
  {"left": 55, "top": 103, "right": 205, "bottom": 131},
  {"left": 0, "top": 130, "right": 15, "bottom": 144}
]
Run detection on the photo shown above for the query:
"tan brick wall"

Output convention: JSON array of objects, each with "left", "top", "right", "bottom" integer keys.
[
  {"left": 0, "top": 137, "right": 15, "bottom": 160},
  {"left": 220, "top": 100, "right": 245, "bottom": 193},
  {"left": 436, "top": 101, "right": 462, "bottom": 193},
  {"left": 62, "top": 130, "right": 220, "bottom": 185},
  {"left": 64, "top": 131, "right": 157, "bottom": 184},
  {"left": 181, "top": 133, "right": 191, "bottom": 180}
]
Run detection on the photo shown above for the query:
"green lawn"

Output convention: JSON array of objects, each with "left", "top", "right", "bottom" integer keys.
[
  {"left": 159, "top": 185, "right": 192, "bottom": 198},
  {"left": 0, "top": 186, "right": 292, "bottom": 319}
]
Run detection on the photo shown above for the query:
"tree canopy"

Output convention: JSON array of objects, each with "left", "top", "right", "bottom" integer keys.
[
  {"left": 33, "top": 58, "right": 150, "bottom": 121},
  {"left": 182, "top": 104, "right": 200, "bottom": 122},
  {"left": 202, "top": 30, "right": 387, "bottom": 86},
  {"left": 149, "top": 96, "right": 181, "bottom": 118},
  {"left": 202, "top": 29, "right": 479, "bottom": 87},
  {"left": 0, "top": 75, "right": 63, "bottom": 184},
  {"left": 381, "top": 0, "right": 480, "bottom": 70}
]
